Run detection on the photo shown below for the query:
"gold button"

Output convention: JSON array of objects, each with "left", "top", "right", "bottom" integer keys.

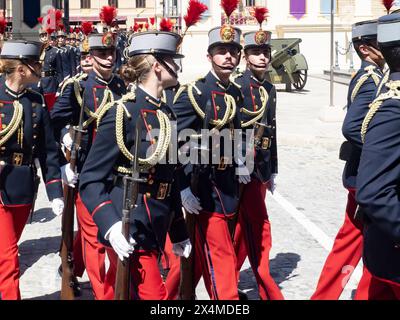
[
  {"left": 33, "top": 135, "right": 37, "bottom": 139},
  {"left": 0, "top": 103, "right": 3, "bottom": 107},
  {"left": 1, "top": 124, "right": 6, "bottom": 129},
  {"left": 145, "top": 192, "right": 151, "bottom": 198},
  {"left": 148, "top": 124, "right": 152, "bottom": 130},
  {"left": 1, "top": 113, "right": 4, "bottom": 118},
  {"left": 216, "top": 106, "right": 220, "bottom": 111},
  {"left": 96, "top": 98, "right": 99, "bottom": 102},
  {"left": 93, "top": 88, "right": 97, "bottom": 92},
  {"left": 33, "top": 124, "right": 38, "bottom": 128},
  {"left": 1, "top": 146, "right": 5, "bottom": 150},
  {"left": 148, "top": 179, "right": 154, "bottom": 185},
  {"left": 143, "top": 112, "right": 147, "bottom": 117},
  {"left": 0, "top": 160, "right": 5, "bottom": 166}
]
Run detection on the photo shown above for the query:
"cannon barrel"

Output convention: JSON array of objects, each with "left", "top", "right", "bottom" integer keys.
[{"left": 271, "top": 38, "right": 302, "bottom": 69}]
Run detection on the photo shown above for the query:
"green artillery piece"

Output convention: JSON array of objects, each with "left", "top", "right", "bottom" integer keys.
[{"left": 266, "top": 38, "right": 308, "bottom": 92}]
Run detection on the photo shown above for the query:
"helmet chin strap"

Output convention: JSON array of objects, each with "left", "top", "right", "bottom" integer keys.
[
  {"left": 248, "top": 60, "right": 268, "bottom": 69},
  {"left": 22, "top": 61, "right": 41, "bottom": 79},
  {"left": 155, "top": 57, "right": 178, "bottom": 79},
  {"left": 211, "top": 51, "right": 241, "bottom": 72},
  {"left": 92, "top": 56, "right": 113, "bottom": 70}
]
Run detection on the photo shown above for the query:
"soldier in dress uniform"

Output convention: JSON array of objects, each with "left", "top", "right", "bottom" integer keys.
[
  {"left": 50, "top": 15, "right": 126, "bottom": 299},
  {"left": 67, "top": 29, "right": 78, "bottom": 77},
  {"left": 56, "top": 26, "right": 72, "bottom": 85},
  {"left": 356, "top": 13, "right": 400, "bottom": 300},
  {"left": 230, "top": 7, "right": 283, "bottom": 300},
  {"left": 79, "top": 31, "right": 191, "bottom": 300},
  {"left": 165, "top": 5, "right": 247, "bottom": 299},
  {"left": 311, "top": 20, "right": 385, "bottom": 300},
  {"left": 0, "top": 40, "right": 64, "bottom": 300},
  {"left": 39, "top": 23, "right": 63, "bottom": 111}
]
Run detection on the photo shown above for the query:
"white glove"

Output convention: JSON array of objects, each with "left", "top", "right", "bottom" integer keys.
[
  {"left": 51, "top": 198, "right": 64, "bottom": 216},
  {"left": 106, "top": 221, "right": 135, "bottom": 261},
  {"left": 172, "top": 239, "right": 192, "bottom": 258},
  {"left": 237, "top": 159, "right": 251, "bottom": 185},
  {"left": 61, "top": 164, "right": 79, "bottom": 188},
  {"left": 62, "top": 132, "right": 73, "bottom": 151},
  {"left": 269, "top": 174, "right": 277, "bottom": 194},
  {"left": 181, "top": 187, "right": 202, "bottom": 215}
]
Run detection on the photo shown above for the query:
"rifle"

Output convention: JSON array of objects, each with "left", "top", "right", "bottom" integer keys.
[
  {"left": 29, "top": 158, "right": 41, "bottom": 224},
  {"left": 114, "top": 116, "right": 145, "bottom": 300},
  {"left": 59, "top": 93, "right": 86, "bottom": 300},
  {"left": 178, "top": 165, "right": 199, "bottom": 300}
]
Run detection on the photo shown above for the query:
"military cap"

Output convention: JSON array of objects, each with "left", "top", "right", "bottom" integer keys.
[
  {"left": 0, "top": 40, "right": 43, "bottom": 60},
  {"left": 352, "top": 20, "right": 378, "bottom": 41},
  {"left": 57, "top": 30, "right": 66, "bottom": 37},
  {"left": 88, "top": 32, "right": 117, "bottom": 50},
  {"left": 128, "top": 31, "right": 184, "bottom": 58},
  {"left": 377, "top": 13, "right": 400, "bottom": 47},
  {"left": 243, "top": 31, "right": 272, "bottom": 50},
  {"left": 208, "top": 26, "right": 242, "bottom": 51}
]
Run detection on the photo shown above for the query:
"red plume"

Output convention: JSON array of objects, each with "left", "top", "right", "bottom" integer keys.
[
  {"left": 133, "top": 23, "right": 139, "bottom": 32},
  {"left": 253, "top": 7, "right": 268, "bottom": 26},
  {"left": 81, "top": 21, "right": 93, "bottom": 36},
  {"left": 100, "top": 5, "right": 117, "bottom": 26},
  {"left": 382, "top": 0, "right": 394, "bottom": 13},
  {"left": 184, "top": 0, "right": 208, "bottom": 28},
  {"left": 221, "top": 0, "right": 239, "bottom": 18},
  {"left": 37, "top": 17, "right": 44, "bottom": 25},
  {"left": 0, "top": 17, "right": 6, "bottom": 35},
  {"left": 150, "top": 17, "right": 155, "bottom": 25},
  {"left": 145, "top": 22, "right": 149, "bottom": 30},
  {"left": 69, "top": 27, "right": 73, "bottom": 33},
  {"left": 55, "top": 9, "right": 63, "bottom": 22},
  {"left": 160, "top": 18, "right": 174, "bottom": 32},
  {"left": 57, "top": 22, "right": 65, "bottom": 31}
]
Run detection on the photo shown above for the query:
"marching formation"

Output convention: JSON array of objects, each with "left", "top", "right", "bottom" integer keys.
[{"left": 1, "top": 0, "right": 400, "bottom": 301}]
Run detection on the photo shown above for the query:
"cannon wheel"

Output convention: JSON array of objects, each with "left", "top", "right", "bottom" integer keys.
[{"left": 292, "top": 70, "right": 308, "bottom": 91}]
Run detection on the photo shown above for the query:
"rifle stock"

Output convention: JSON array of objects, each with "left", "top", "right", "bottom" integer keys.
[
  {"left": 178, "top": 167, "right": 199, "bottom": 300},
  {"left": 60, "top": 95, "right": 86, "bottom": 300},
  {"left": 114, "top": 116, "right": 144, "bottom": 300}
]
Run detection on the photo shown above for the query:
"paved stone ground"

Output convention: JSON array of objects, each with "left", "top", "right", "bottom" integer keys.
[{"left": 18, "top": 76, "right": 360, "bottom": 300}]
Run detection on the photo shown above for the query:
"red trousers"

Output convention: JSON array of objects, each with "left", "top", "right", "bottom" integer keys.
[
  {"left": 311, "top": 188, "right": 366, "bottom": 300},
  {"left": 75, "top": 193, "right": 117, "bottom": 300},
  {"left": 234, "top": 179, "right": 284, "bottom": 300},
  {"left": 44, "top": 93, "right": 56, "bottom": 112},
  {"left": 0, "top": 204, "right": 32, "bottom": 300},
  {"left": 130, "top": 250, "right": 168, "bottom": 300},
  {"left": 354, "top": 268, "right": 400, "bottom": 300},
  {"left": 163, "top": 235, "right": 180, "bottom": 299},
  {"left": 165, "top": 211, "right": 239, "bottom": 300}
]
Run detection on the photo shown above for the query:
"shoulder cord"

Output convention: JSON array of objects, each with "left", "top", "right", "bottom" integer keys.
[
  {"left": 241, "top": 86, "right": 269, "bottom": 128},
  {"left": 83, "top": 87, "right": 114, "bottom": 129},
  {"left": 114, "top": 93, "right": 172, "bottom": 174},
  {"left": 351, "top": 65, "right": 381, "bottom": 103},
  {"left": 361, "top": 80, "right": 400, "bottom": 143},
  {"left": 375, "top": 70, "right": 390, "bottom": 97},
  {"left": 187, "top": 83, "right": 236, "bottom": 130},
  {"left": 0, "top": 100, "right": 24, "bottom": 147}
]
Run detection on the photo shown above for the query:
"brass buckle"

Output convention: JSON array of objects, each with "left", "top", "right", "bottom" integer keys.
[
  {"left": 13, "top": 153, "right": 24, "bottom": 166},
  {"left": 261, "top": 138, "right": 271, "bottom": 150},
  {"left": 156, "top": 183, "right": 169, "bottom": 200},
  {"left": 217, "top": 156, "right": 229, "bottom": 170}
]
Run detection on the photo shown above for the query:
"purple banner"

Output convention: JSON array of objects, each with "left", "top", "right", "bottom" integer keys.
[{"left": 290, "top": 0, "right": 306, "bottom": 20}]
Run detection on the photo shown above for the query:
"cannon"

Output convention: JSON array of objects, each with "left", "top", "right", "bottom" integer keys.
[{"left": 266, "top": 38, "right": 308, "bottom": 92}]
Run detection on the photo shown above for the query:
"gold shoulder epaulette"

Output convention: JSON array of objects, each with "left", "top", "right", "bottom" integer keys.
[
  {"left": 173, "top": 84, "right": 187, "bottom": 105},
  {"left": 361, "top": 80, "right": 400, "bottom": 143}
]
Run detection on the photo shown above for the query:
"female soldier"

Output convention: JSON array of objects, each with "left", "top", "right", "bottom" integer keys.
[
  {"left": 79, "top": 31, "right": 191, "bottom": 300},
  {"left": 0, "top": 40, "right": 64, "bottom": 299}
]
